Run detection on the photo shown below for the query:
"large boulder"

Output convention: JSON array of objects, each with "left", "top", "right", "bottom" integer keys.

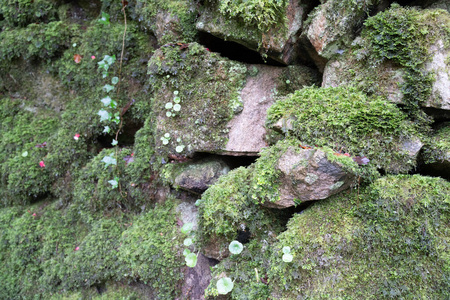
[
  {"left": 196, "top": 0, "right": 314, "bottom": 64},
  {"left": 148, "top": 43, "right": 319, "bottom": 158},
  {"left": 322, "top": 5, "right": 450, "bottom": 112}
]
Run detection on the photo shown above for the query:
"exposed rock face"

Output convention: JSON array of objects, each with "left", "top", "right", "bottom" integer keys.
[
  {"left": 264, "top": 147, "right": 356, "bottom": 208},
  {"left": 196, "top": 0, "right": 311, "bottom": 64},
  {"left": 180, "top": 253, "right": 216, "bottom": 300},
  {"left": 168, "top": 157, "right": 231, "bottom": 194}
]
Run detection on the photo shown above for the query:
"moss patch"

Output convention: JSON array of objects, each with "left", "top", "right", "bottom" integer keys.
[
  {"left": 267, "top": 86, "right": 421, "bottom": 173},
  {"left": 268, "top": 175, "right": 450, "bottom": 299},
  {"left": 148, "top": 43, "right": 247, "bottom": 157}
]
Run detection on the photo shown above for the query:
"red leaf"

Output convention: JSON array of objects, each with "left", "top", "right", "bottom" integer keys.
[{"left": 74, "top": 54, "right": 82, "bottom": 63}]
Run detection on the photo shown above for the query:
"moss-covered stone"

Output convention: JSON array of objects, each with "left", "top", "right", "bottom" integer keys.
[
  {"left": 322, "top": 5, "right": 450, "bottom": 122},
  {"left": 268, "top": 175, "right": 450, "bottom": 299},
  {"left": 148, "top": 43, "right": 247, "bottom": 157},
  {"left": 0, "top": 0, "right": 58, "bottom": 28},
  {"left": 266, "top": 86, "right": 422, "bottom": 173}
]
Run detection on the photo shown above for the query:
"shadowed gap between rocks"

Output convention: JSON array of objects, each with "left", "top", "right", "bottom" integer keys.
[
  {"left": 96, "top": 119, "right": 143, "bottom": 149},
  {"left": 198, "top": 31, "right": 287, "bottom": 66}
]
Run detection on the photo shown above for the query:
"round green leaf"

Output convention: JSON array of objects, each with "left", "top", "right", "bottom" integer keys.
[
  {"left": 181, "top": 222, "right": 193, "bottom": 234},
  {"left": 282, "top": 246, "right": 291, "bottom": 254},
  {"left": 183, "top": 248, "right": 191, "bottom": 256},
  {"left": 173, "top": 90, "right": 179, "bottom": 95},
  {"left": 173, "top": 104, "right": 181, "bottom": 111},
  {"left": 282, "top": 253, "right": 293, "bottom": 262},
  {"left": 111, "top": 77, "right": 119, "bottom": 85},
  {"left": 185, "top": 253, "right": 197, "bottom": 268},
  {"left": 165, "top": 102, "right": 173, "bottom": 109},
  {"left": 21, "top": 151, "right": 28, "bottom": 157},
  {"left": 217, "top": 277, "right": 234, "bottom": 295},
  {"left": 229, "top": 241, "right": 243, "bottom": 255},
  {"left": 166, "top": 111, "right": 172, "bottom": 117},
  {"left": 184, "top": 238, "right": 193, "bottom": 247},
  {"left": 173, "top": 96, "right": 181, "bottom": 103},
  {"left": 176, "top": 145, "right": 185, "bottom": 153}
]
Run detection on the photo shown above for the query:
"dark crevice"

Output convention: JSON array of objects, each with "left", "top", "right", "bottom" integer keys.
[
  {"left": 274, "top": 201, "right": 316, "bottom": 229},
  {"left": 96, "top": 119, "right": 143, "bottom": 149},
  {"left": 191, "top": 152, "right": 258, "bottom": 169},
  {"left": 198, "top": 32, "right": 286, "bottom": 66}
]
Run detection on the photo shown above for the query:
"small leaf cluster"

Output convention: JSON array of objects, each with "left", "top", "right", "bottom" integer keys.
[{"left": 181, "top": 222, "right": 198, "bottom": 268}]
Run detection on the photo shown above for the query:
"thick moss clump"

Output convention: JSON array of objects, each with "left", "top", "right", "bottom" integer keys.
[
  {"left": 0, "top": 0, "right": 58, "bottom": 28},
  {"left": 267, "top": 86, "right": 421, "bottom": 173},
  {"left": 0, "top": 21, "right": 74, "bottom": 64},
  {"left": 422, "top": 124, "right": 450, "bottom": 165},
  {"left": 197, "top": 166, "right": 284, "bottom": 258},
  {"left": 0, "top": 199, "right": 184, "bottom": 299},
  {"left": 0, "top": 98, "right": 60, "bottom": 205},
  {"left": 148, "top": 43, "right": 247, "bottom": 157},
  {"left": 269, "top": 175, "right": 450, "bottom": 299}
]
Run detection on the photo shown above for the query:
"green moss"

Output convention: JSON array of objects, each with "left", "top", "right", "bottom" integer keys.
[
  {"left": 0, "top": 98, "right": 61, "bottom": 205},
  {"left": 269, "top": 175, "right": 450, "bottom": 299},
  {"left": 266, "top": 86, "right": 421, "bottom": 173},
  {"left": 198, "top": 166, "right": 284, "bottom": 254},
  {"left": 217, "top": 0, "right": 288, "bottom": 32},
  {"left": 117, "top": 199, "right": 184, "bottom": 299},
  {"left": 148, "top": 43, "right": 247, "bottom": 157},
  {"left": 422, "top": 124, "right": 450, "bottom": 164},
  {"left": 0, "top": 0, "right": 58, "bottom": 28},
  {"left": 0, "top": 21, "right": 74, "bottom": 64}
]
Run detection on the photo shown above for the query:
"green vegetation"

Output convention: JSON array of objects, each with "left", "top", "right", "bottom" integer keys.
[
  {"left": 0, "top": 0, "right": 58, "bottom": 28},
  {"left": 267, "top": 86, "right": 421, "bottom": 173},
  {"left": 148, "top": 42, "right": 247, "bottom": 157},
  {"left": 217, "top": 0, "right": 288, "bottom": 32},
  {"left": 422, "top": 124, "right": 450, "bottom": 165},
  {"left": 269, "top": 175, "right": 450, "bottom": 299}
]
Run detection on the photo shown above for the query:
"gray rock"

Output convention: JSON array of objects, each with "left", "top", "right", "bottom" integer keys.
[
  {"left": 180, "top": 253, "right": 217, "bottom": 300},
  {"left": 264, "top": 147, "right": 356, "bottom": 208},
  {"left": 169, "top": 157, "right": 231, "bottom": 194}
]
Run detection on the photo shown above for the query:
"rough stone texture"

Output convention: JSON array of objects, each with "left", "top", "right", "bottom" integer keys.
[
  {"left": 264, "top": 147, "right": 355, "bottom": 208},
  {"left": 225, "top": 65, "right": 282, "bottom": 155},
  {"left": 170, "top": 157, "right": 231, "bottom": 194},
  {"left": 179, "top": 254, "right": 217, "bottom": 300},
  {"left": 196, "top": 0, "right": 310, "bottom": 64},
  {"left": 176, "top": 201, "right": 199, "bottom": 230},
  {"left": 154, "top": 10, "right": 183, "bottom": 43},
  {"left": 149, "top": 45, "right": 319, "bottom": 158},
  {"left": 299, "top": 0, "right": 387, "bottom": 69},
  {"left": 322, "top": 8, "right": 450, "bottom": 112}
]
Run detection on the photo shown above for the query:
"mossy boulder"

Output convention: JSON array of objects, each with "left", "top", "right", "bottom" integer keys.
[
  {"left": 266, "top": 86, "right": 423, "bottom": 173},
  {"left": 196, "top": 0, "right": 313, "bottom": 64},
  {"left": 251, "top": 139, "right": 364, "bottom": 208},
  {"left": 268, "top": 175, "right": 450, "bottom": 299},
  {"left": 322, "top": 5, "right": 450, "bottom": 114}
]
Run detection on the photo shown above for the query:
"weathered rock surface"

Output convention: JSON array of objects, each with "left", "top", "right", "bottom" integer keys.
[
  {"left": 299, "top": 0, "right": 388, "bottom": 70},
  {"left": 264, "top": 147, "right": 356, "bottom": 208},
  {"left": 322, "top": 7, "right": 450, "bottom": 112},
  {"left": 149, "top": 44, "right": 319, "bottom": 158},
  {"left": 196, "top": 0, "right": 312, "bottom": 64},
  {"left": 180, "top": 253, "right": 217, "bottom": 300},
  {"left": 167, "top": 157, "right": 231, "bottom": 194}
]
